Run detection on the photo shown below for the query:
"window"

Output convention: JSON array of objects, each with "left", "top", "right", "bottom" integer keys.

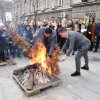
[
  {"left": 72, "top": 0, "right": 81, "bottom": 4},
  {"left": 45, "top": 0, "right": 50, "bottom": 8},
  {"left": 58, "top": 0, "right": 63, "bottom": 6}
]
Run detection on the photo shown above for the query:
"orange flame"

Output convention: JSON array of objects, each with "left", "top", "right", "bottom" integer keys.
[{"left": 30, "top": 43, "right": 51, "bottom": 75}]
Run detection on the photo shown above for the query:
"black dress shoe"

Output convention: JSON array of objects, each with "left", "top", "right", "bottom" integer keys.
[
  {"left": 71, "top": 71, "right": 81, "bottom": 77},
  {"left": 72, "top": 53, "right": 75, "bottom": 55},
  {"left": 81, "top": 66, "right": 89, "bottom": 70},
  {"left": 93, "top": 50, "right": 97, "bottom": 52}
]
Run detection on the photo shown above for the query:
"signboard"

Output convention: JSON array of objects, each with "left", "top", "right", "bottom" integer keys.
[{"left": 5, "top": 12, "right": 12, "bottom": 21}]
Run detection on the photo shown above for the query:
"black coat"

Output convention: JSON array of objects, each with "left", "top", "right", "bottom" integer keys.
[
  {"left": 96, "top": 23, "right": 100, "bottom": 37},
  {"left": 25, "top": 30, "right": 33, "bottom": 42},
  {"left": 0, "top": 35, "right": 6, "bottom": 51}
]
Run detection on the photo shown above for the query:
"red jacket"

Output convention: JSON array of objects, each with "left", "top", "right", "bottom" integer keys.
[{"left": 87, "top": 23, "right": 96, "bottom": 43}]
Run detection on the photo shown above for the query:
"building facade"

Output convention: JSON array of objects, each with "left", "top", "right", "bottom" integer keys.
[
  {"left": 0, "top": 0, "right": 12, "bottom": 22},
  {"left": 71, "top": 0, "right": 100, "bottom": 22},
  {"left": 36, "top": 0, "right": 72, "bottom": 21},
  {"left": 12, "top": 0, "right": 100, "bottom": 22},
  {"left": 12, "top": 0, "right": 72, "bottom": 21}
]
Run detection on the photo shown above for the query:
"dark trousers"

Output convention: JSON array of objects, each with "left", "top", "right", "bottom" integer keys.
[
  {"left": 16, "top": 48, "right": 22, "bottom": 57},
  {"left": 95, "top": 36, "right": 100, "bottom": 51},
  {"left": 75, "top": 41, "right": 90, "bottom": 73},
  {"left": 90, "top": 42, "right": 93, "bottom": 51},
  {"left": 10, "top": 45, "right": 16, "bottom": 58},
  {"left": 87, "top": 34, "right": 94, "bottom": 51},
  {"left": 0, "top": 51, "right": 6, "bottom": 61},
  {"left": 75, "top": 49, "right": 89, "bottom": 73}
]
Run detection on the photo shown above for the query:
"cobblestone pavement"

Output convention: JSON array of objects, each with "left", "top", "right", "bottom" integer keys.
[{"left": 0, "top": 51, "right": 100, "bottom": 100}]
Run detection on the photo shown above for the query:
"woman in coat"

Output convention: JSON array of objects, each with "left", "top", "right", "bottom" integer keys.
[
  {"left": 25, "top": 25, "right": 33, "bottom": 43},
  {"left": 87, "top": 16, "right": 96, "bottom": 51}
]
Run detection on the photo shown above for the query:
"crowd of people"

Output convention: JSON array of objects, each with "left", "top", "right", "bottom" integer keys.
[{"left": 0, "top": 16, "right": 100, "bottom": 66}]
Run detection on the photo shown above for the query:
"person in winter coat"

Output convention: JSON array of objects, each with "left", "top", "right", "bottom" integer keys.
[
  {"left": 25, "top": 25, "right": 33, "bottom": 43},
  {"left": 34, "top": 27, "right": 57, "bottom": 56},
  {"left": 59, "top": 28, "right": 91, "bottom": 77},
  {"left": 86, "top": 16, "right": 96, "bottom": 51},
  {"left": 18, "top": 21, "right": 25, "bottom": 36},
  {"left": 94, "top": 22, "right": 100, "bottom": 52},
  {"left": 0, "top": 23, "right": 6, "bottom": 62}
]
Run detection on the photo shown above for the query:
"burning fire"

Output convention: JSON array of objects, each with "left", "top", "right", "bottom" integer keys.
[
  {"left": 13, "top": 42, "right": 60, "bottom": 90},
  {"left": 10, "top": 24, "right": 61, "bottom": 90},
  {"left": 30, "top": 43, "right": 52, "bottom": 75}
]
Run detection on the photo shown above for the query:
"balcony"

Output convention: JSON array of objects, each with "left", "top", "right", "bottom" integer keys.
[{"left": 71, "top": 0, "right": 100, "bottom": 7}]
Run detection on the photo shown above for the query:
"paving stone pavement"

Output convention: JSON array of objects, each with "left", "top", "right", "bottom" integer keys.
[{"left": 0, "top": 51, "right": 100, "bottom": 100}]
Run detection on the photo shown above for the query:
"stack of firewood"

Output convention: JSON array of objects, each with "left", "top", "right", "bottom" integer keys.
[
  {"left": 13, "top": 44, "right": 60, "bottom": 90},
  {"left": 10, "top": 25, "right": 61, "bottom": 90}
]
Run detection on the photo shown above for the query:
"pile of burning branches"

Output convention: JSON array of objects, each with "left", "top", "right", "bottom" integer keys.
[
  {"left": 10, "top": 25, "right": 61, "bottom": 90},
  {"left": 13, "top": 43, "right": 60, "bottom": 90},
  {"left": 9, "top": 24, "right": 31, "bottom": 50}
]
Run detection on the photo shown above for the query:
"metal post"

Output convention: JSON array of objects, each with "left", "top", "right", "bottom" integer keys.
[{"left": 33, "top": 3, "right": 36, "bottom": 23}]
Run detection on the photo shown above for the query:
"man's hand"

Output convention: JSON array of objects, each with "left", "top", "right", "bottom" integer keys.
[
  {"left": 60, "top": 51, "right": 64, "bottom": 54},
  {"left": 89, "top": 32, "right": 91, "bottom": 34},
  {"left": 30, "top": 40, "right": 33, "bottom": 43},
  {"left": 47, "top": 56, "right": 51, "bottom": 61},
  {"left": 33, "top": 33, "right": 37, "bottom": 38},
  {"left": 60, "top": 55, "right": 67, "bottom": 62}
]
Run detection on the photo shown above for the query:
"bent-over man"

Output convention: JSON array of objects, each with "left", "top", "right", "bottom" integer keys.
[{"left": 59, "top": 27, "right": 91, "bottom": 77}]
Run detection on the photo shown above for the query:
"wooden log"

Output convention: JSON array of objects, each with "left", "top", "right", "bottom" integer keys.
[{"left": 13, "top": 74, "right": 62, "bottom": 97}]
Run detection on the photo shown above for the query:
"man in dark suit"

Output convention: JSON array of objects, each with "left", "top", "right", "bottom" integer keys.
[
  {"left": 59, "top": 28, "right": 91, "bottom": 77},
  {"left": 34, "top": 28, "right": 57, "bottom": 56},
  {"left": 94, "top": 22, "right": 100, "bottom": 52}
]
